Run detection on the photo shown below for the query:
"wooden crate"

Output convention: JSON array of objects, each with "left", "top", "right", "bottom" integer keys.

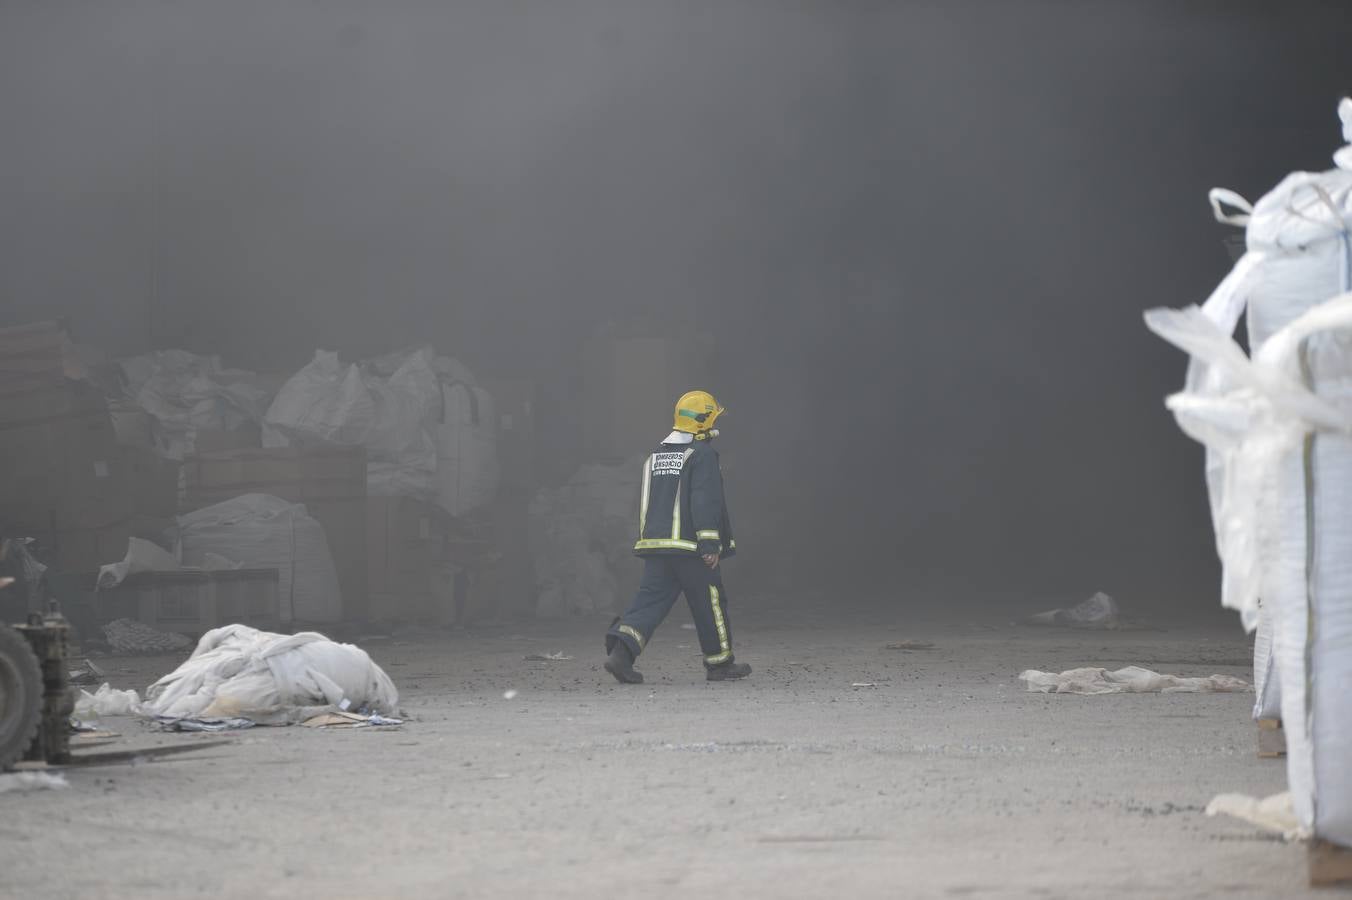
[
  {"left": 1258, "top": 718, "right": 1287, "bottom": 759},
  {"left": 1310, "top": 840, "right": 1352, "bottom": 887},
  {"left": 96, "top": 568, "right": 281, "bottom": 636},
  {"left": 0, "top": 320, "right": 85, "bottom": 395}
]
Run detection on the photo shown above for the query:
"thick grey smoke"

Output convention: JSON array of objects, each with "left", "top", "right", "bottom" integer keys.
[{"left": 3, "top": 1, "right": 1350, "bottom": 612}]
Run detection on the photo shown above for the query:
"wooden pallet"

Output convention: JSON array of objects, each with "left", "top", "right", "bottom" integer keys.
[
  {"left": 1258, "top": 718, "right": 1287, "bottom": 759},
  {"left": 1310, "top": 840, "right": 1352, "bottom": 887}
]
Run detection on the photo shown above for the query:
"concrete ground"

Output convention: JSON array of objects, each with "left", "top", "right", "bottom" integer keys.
[{"left": 0, "top": 604, "right": 1330, "bottom": 900}]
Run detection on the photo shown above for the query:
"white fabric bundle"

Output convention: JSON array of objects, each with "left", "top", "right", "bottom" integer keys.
[{"left": 143, "top": 624, "right": 398, "bottom": 724}]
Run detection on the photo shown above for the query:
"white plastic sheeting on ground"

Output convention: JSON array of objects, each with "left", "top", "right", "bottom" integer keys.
[
  {"left": 529, "top": 459, "right": 643, "bottom": 616},
  {"left": 74, "top": 683, "right": 144, "bottom": 718},
  {"left": 264, "top": 347, "right": 498, "bottom": 515},
  {"left": 176, "top": 494, "right": 341, "bottom": 623},
  {"left": 142, "top": 625, "right": 398, "bottom": 725},
  {"left": 1206, "top": 792, "right": 1305, "bottom": 841},
  {"left": 1146, "top": 98, "right": 1352, "bottom": 846},
  {"left": 1019, "top": 666, "right": 1250, "bottom": 695},
  {"left": 117, "top": 350, "right": 275, "bottom": 460}
]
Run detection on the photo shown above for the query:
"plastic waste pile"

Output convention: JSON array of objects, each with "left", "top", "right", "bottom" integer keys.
[
  {"left": 264, "top": 346, "right": 499, "bottom": 516},
  {"left": 528, "top": 458, "right": 643, "bottom": 616},
  {"left": 1145, "top": 97, "right": 1352, "bottom": 846},
  {"left": 142, "top": 624, "right": 399, "bottom": 725},
  {"left": 114, "top": 349, "right": 276, "bottom": 459}
]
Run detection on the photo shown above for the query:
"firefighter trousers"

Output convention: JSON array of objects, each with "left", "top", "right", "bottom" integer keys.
[{"left": 606, "top": 556, "right": 735, "bottom": 667}]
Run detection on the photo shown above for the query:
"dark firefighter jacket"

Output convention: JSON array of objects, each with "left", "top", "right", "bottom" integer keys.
[{"left": 633, "top": 439, "right": 736, "bottom": 559}]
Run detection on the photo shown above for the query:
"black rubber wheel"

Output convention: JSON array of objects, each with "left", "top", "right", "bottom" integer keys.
[{"left": 0, "top": 625, "right": 42, "bottom": 770}]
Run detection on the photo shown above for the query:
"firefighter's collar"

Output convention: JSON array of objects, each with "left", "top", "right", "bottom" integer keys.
[{"left": 662, "top": 431, "right": 694, "bottom": 445}]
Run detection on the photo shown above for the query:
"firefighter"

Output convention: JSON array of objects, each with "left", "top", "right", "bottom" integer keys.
[{"left": 604, "top": 390, "right": 751, "bottom": 684}]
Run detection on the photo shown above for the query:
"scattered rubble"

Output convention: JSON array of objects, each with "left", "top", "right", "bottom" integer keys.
[{"left": 102, "top": 619, "right": 193, "bottom": 655}]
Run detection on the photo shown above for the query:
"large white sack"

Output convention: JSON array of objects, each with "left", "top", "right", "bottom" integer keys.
[
  {"left": 264, "top": 351, "right": 377, "bottom": 448},
  {"left": 1148, "top": 292, "right": 1352, "bottom": 845},
  {"left": 435, "top": 382, "right": 499, "bottom": 516},
  {"left": 264, "top": 348, "right": 450, "bottom": 502},
  {"left": 143, "top": 624, "right": 398, "bottom": 723},
  {"left": 1203, "top": 99, "right": 1352, "bottom": 354},
  {"left": 176, "top": 493, "right": 342, "bottom": 623},
  {"left": 118, "top": 349, "right": 274, "bottom": 460}
]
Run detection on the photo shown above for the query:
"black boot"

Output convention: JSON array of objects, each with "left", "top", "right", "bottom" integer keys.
[
  {"left": 706, "top": 660, "right": 752, "bottom": 682},
  {"left": 604, "top": 641, "right": 644, "bottom": 685}
]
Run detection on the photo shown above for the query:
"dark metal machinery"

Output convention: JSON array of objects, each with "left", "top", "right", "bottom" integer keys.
[{"left": 0, "top": 537, "right": 73, "bottom": 770}]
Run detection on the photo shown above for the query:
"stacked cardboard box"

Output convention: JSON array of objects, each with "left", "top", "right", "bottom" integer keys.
[
  {"left": 182, "top": 446, "right": 368, "bottom": 621},
  {"left": 0, "top": 322, "right": 177, "bottom": 571},
  {"left": 366, "top": 495, "right": 441, "bottom": 622}
]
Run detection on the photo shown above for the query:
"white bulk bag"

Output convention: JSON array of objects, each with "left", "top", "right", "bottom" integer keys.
[
  {"left": 176, "top": 493, "right": 342, "bottom": 623},
  {"left": 1148, "top": 292, "right": 1352, "bottom": 846},
  {"left": 435, "top": 381, "right": 499, "bottom": 517}
]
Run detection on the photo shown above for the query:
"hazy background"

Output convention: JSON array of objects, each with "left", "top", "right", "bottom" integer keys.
[{"left": 3, "top": 1, "right": 1350, "bottom": 616}]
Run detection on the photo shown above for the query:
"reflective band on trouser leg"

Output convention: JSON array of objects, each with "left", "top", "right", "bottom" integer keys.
[
  {"left": 705, "top": 585, "right": 731, "bottom": 665},
  {"left": 619, "top": 625, "right": 646, "bottom": 651}
]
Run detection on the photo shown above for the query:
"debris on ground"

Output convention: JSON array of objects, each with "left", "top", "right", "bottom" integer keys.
[
  {"left": 67, "top": 658, "right": 106, "bottom": 685},
  {"left": 70, "top": 727, "right": 122, "bottom": 746},
  {"left": 143, "top": 624, "right": 399, "bottom": 724},
  {"left": 102, "top": 618, "right": 194, "bottom": 655},
  {"left": 524, "top": 651, "right": 573, "bottom": 661},
  {"left": 0, "top": 772, "right": 68, "bottom": 794},
  {"left": 1019, "top": 666, "right": 1250, "bottom": 695},
  {"left": 97, "top": 536, "right": 183, "bottom": 589},
  {"left": 883, "top": 640, "right": 935, "bottom": 651},
  {"left": 301, "top": 711, "right": 404, "bottom": 728},
  {"left": 1206, "top": 792, "right": 1305, "bottom": 840},
  {"left": 74, "top": 683, "right": 144, "bottom": 718},
  {"left": 155, "top": 716, "right": 256, "bottom": 733},
  {"left": 1025, "top": 592, "right": 1120, "bottom": 629},
  {"left": 851, "top": 682, "right": 878, "bottom": 689}
]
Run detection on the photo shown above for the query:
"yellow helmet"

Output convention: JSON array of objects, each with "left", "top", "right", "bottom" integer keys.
[{"left": 673, "top": 390, "right": 725, "bottom": 436}]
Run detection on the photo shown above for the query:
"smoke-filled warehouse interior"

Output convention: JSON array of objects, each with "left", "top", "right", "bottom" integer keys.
[{"left": 3, "top": 3, "right": 1352, "bottom": 898}]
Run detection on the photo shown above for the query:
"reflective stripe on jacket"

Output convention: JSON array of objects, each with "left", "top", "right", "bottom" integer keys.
[{"left": 633, "top": 440, "right": 736, "bottom": 558}]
